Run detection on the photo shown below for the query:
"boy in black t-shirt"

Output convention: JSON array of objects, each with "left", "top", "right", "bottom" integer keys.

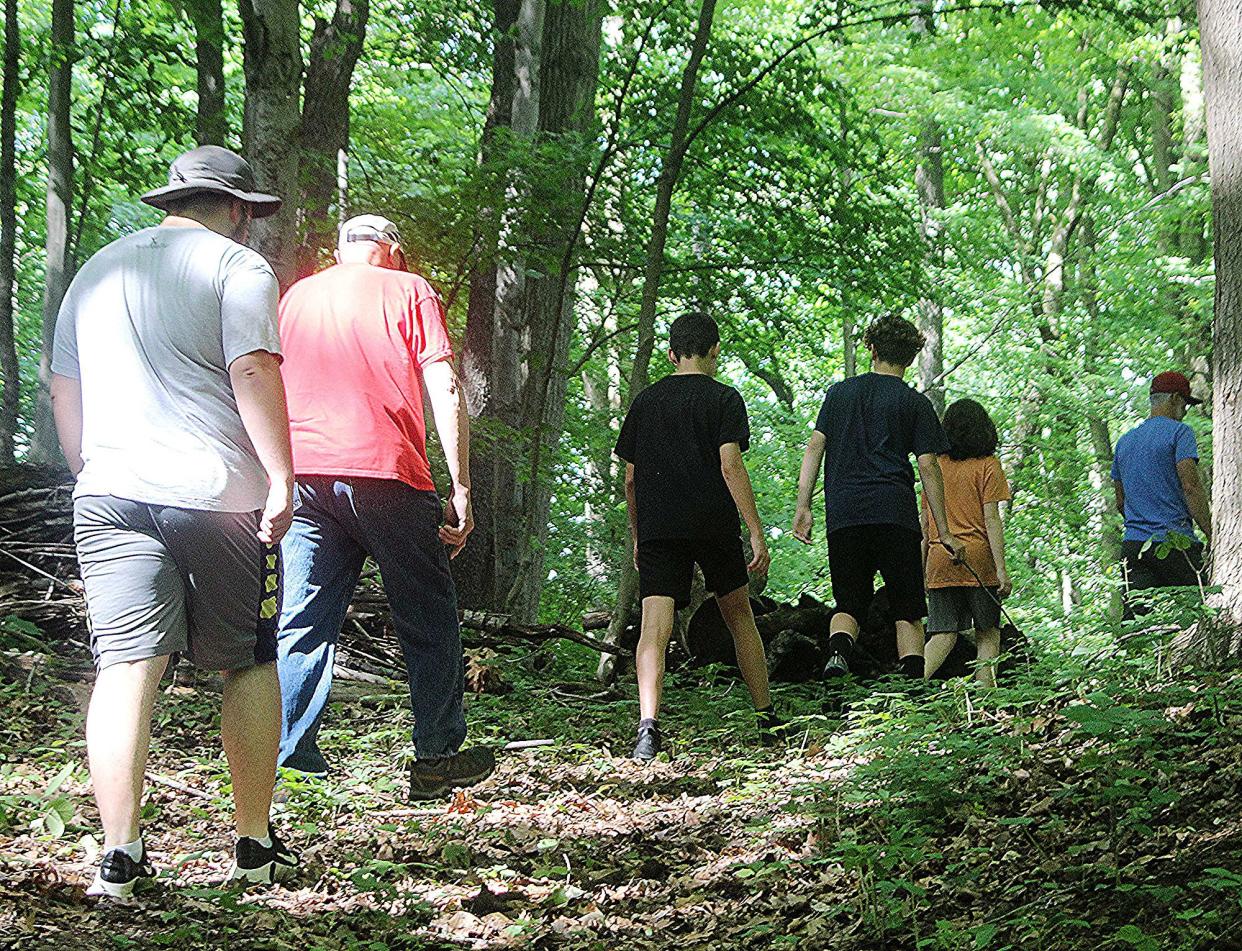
[
  {"left": 792, "top": 314, "right": 965, "bottom": 680},
  {"left": 615, "top": 312, "right": 778, "bottom": 761}
]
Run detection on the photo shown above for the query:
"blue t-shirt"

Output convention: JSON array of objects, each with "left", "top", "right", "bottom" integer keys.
[{"left": 1110, "top": 416, "right": 1199, "bottom": 543}]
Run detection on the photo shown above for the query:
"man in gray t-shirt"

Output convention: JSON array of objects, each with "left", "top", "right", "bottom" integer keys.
[{"left": 50, "top": 146, "right": 299, "bottom": 897}]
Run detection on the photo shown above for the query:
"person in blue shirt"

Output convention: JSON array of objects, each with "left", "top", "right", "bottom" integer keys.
[{"left": 1111, "top": 371, "right": 1212, "bottom": 596}]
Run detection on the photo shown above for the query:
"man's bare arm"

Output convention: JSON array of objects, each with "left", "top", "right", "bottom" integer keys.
[
  {"left": 229, "top": 350, "right": 295, "bottom": 544},
  {"left": 792, "top": 431, "right": 826, "bottom": 544},
  {"left": 423, "top": 359, "right": 473, "bottom": 558},
  {"left": 1113, "top": 480, "right": 1125, "bottom": 516},
  {"left": 1176, "top": 458, "right": 1212, "bottom": 542},
  {"left": 720, "top": 442, "right": 770, "bottom": 575},
  {"left": 50, "top": 373, "right": 84, "bottom": 476}
]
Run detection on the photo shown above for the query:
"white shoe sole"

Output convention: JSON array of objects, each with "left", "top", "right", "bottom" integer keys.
[
  {"left": 228, "top": 860, "right": 296, "bottom": 885},
  {"left": 86, "top": 872, "right": 140, "bottom": 899}
]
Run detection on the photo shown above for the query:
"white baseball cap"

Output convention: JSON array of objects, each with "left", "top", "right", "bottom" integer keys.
[{"left": 339, "top": 214, "right": 401, "bottom": 248}]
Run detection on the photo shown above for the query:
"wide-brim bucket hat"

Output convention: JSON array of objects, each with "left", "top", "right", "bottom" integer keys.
[{"left": 141, "top": 145, "right": 282, "bottom": 218}]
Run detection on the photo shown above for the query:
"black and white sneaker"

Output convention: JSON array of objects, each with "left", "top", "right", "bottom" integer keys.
[
  {"left": 632, "top": 722, "right": 663, "bottom": 762},
  {"left": 86, "top": 845, "right": 155, "bottom": 899},
  {"left": 823, "top": 651, "right": 851, "bottom": 678},
  {"left": 408, "top": 746, "right": 497, "bottom": 801},
  {"left": 229, "top": 825, "right": 299, "bottom": 885}
]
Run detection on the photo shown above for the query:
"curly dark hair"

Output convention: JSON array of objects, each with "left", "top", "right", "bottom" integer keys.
[
  {"left": 943, "top": 398, "right": 999, "bottom": 460},
  {"left": 862, "top": 313, "right": 926, "bottom": 368}
]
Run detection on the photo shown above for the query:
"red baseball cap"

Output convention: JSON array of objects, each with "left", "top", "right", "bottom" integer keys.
[{"left": 1150, "top": 371, "right": 1202, "bottom": 406}]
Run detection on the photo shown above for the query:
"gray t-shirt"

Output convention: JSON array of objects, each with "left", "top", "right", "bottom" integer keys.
[{"left": 52, "top": 226, "right": 281, "bottom": 512}]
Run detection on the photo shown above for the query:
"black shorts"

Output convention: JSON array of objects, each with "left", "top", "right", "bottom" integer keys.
[
  {"left": 927, "top": 586, "right": 1001, "bottom": 634},
  {"left": 828, "top": 523, "right": 926, "bottom": 624},
  {"left": 637, "top": 536, "right": 750, "bottom": 610}
]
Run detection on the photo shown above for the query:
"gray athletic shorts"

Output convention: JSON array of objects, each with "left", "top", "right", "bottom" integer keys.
[
  {"left": 74, "top": 495, "right": 280, "bottom": 671},
  {"left": 926, "top": 585, "right": 1002, "bottom": 635}
]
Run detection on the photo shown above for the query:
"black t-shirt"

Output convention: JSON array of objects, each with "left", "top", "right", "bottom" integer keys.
[
  {"left": 614, "top": 373, "right": 750, "bottom": 542},
  {"left": 814, "top": 372, "right": 947, "bottom": 534}
]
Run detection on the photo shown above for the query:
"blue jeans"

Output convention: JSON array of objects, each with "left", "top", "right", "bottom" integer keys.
[{"left": 277, "top": 476, "right": 466, "bottom": 772}]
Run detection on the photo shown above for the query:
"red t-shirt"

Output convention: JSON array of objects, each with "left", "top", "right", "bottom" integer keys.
[{"left": 278, "top": 262, "right": 453, "bottom": 491}]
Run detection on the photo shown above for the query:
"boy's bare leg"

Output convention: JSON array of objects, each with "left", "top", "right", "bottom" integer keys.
[
  {"left": 87, "top": 655, "right": 170, "bottom": 848},
  {"left": 830, "top": 612, "right": 859, "bottom": 640},
  {"left": 221, "top": 662, "right": 281, "bottom": 839},
  {"left": 974, "top": 628, "right": 1001, "bottom": 688},
  {"left": 895, "top": 619, "right": 926, "bottom": 659},
  {"left": 923, "top": 631, "right": 958, "bottom": 679},
  {"left": 716, "top": 585, "right": 771, "bottom": 709},
  {"left": 636, "top": 596, "right": 677, "bottom": 721}
]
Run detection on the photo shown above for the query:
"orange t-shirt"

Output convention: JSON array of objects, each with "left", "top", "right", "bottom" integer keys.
[
  {"left": 278, "top": 262, "right": 453, "bottom": 491},
  {"left": 923, "top": 454, "right": 1011, "bottom": 588}
]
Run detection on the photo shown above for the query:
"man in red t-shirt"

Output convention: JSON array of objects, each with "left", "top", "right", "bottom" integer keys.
[{"left": 276, "top": 215, "right": 494, "bottom": 799}]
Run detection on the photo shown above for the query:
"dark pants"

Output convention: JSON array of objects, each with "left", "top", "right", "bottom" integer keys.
[
  {"left": 1121, "top": 540, "right": 1205, "bottom": 590},
  {"left": 277, "top": 477, "right": 466, "bottom": 772}
]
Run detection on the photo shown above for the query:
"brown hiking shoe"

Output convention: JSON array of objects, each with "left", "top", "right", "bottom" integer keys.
[{"left": 408, "top": 747, "right": 497, "bottom": 801}]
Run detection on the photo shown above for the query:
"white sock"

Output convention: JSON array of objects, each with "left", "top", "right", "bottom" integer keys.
[
  {"left": 243, "top": 834, "right": 273, "bottom": 849},
  {"left": 113, "top": 837, "right": 143, "bottom": 861}
]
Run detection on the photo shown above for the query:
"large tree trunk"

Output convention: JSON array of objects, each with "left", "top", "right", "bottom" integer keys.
[
  {"left": 30, "top": 0, "right": 74, "bottom": 464},
  {"left": 297, "top": 0, "right": 369, "bottom": 279},
  {"left": 239, "top": 0, "right": 303, "bottom": 290},
  {"left": 599, "top": 0, "right": 718, "bottom": 683},
  {"left": 504, "top": 0, "right": 604, "bottom": 620},
  {"left": 0, "top": 0, "right": 19, "bottom": 463},
  {"left": 184, "top": 0, "right": 227, "bottom": 145},
  {"left": 1193, "top": 0, "right": 1242, "bottom": 658},
  {"left": 455, "top": 0, "right": 542, "bottom": 613}
]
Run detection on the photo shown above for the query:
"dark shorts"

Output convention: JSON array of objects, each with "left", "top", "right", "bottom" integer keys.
[
  {"left": 637, "top": 536, "right": 750, "bottom": 610},
  {"left": 828, "top": 523, "right": 926, "bottom": 624},
  {"left": 927, "top": 586, "right": 1001, "bottom": 634},
  {"left": 74, "top": 495, "right": 279, "bottom": 671},
  {"left": 1121, "top": 540, "right": 1204, "bottom": 590}
]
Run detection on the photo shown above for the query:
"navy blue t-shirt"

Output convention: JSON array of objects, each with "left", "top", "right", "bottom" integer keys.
[
  {"left": 814, "top": 373, "right": 947, "bottom": 535},
  {"left": 1110, "top": 416, "right": 1199, "bottom": 543},
  {"left": 615, "top": 373, "right": 750, "bottom": 542}
]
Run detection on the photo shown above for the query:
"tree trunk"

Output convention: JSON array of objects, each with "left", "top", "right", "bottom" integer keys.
[
  {"left": 30, "top": 0, "right": 74, "bottom": 464},
  {"left": 239, "top": 0, "right": 303, "bottom": 290},
  {"left": 504, "top": 0, "right": 604, "bottom": 620},
  {"left": 297, "top": 0, "right": 369, "bottom": 279},
  {"left": 626, "top": 0, "right": 717, "bottom": 401},
  {"left": 915, "top": 119, "right": 945, "bottom": 413},
  {"left": 600, "top": 0, "right": 718, "bottom": 683},
  {"left": 912, "top": 0, "right": 944, "bottom": 413},
  {"left": 455, "top": 0, "right": 542, "bottom": 613},
  {"left": 184, "top": 0, "right": 227, "bottom": 145},
  {"left": 1196, "top": 0, "right": 1242, "bottom": 650},
  {"left": 0, "top": 0, "right": 19, "bottom": 463}
]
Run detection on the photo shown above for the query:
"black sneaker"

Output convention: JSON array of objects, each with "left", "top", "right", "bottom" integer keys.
[
  {"left": 408, "top": 746, "right": 497, "bottom": 801},
  {"left": 229, "top": 825, "right": 299, "bottom": 885},
  {"left": 632, "top": 723, "right": 663, "bottom": 762},
  {"left": 86, "top": 845, "right": 155, "bottom": 899},
  {"left": 823, "top": 651, "right": 851, "bottom": 678},
  {"left": 757, "top": 708, "right": 785, "bottom": 747}
]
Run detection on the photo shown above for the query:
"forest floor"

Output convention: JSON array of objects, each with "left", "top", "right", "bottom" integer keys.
[{"left": 2, "top": 622, "right": 1242, "bottom": 951}]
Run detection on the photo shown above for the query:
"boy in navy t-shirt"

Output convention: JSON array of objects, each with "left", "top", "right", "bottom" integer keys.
[
  {"left": 792, "top": 314, "right": 964, "bottom": 680},
  {"left": 1111, "top": 371, "right": 1211, "bottom": 594},
  {"left": 614, "top": 312, "right": 778, "bottom": 761}
]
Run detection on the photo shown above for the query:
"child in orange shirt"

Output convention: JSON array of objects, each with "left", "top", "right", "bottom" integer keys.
[{"left": 921, "top": 399, "right": 1011, "bottom": 686}]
